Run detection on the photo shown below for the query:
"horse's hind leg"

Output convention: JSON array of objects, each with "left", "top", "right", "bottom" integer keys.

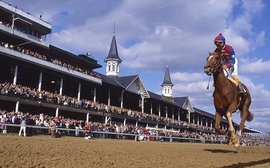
[
  {"left": 238, "top": 106, "right": 248, "bottom": 136},
  {"left": 238, "top": 98, "right": 252, "bottom": 136}
]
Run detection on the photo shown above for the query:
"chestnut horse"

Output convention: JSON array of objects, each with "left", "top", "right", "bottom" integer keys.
[{"left": 204, "top": 52, "right": 253, "bottom": 148}]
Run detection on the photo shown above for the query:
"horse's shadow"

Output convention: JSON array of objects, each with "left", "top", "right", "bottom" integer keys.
[
  {"left": 221, "top": 158, "right": 270, "bottom": 168},
  {"left": 204, "top": 149, "right": 238, "bottom": 154}
]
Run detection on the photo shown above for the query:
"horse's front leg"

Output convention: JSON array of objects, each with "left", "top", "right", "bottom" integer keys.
[
  {"left": 226, "top": 110, "right": 240, "bottom": 148},
  {"left": 214, "top": 111, "right": 226, "bottom": 135}
]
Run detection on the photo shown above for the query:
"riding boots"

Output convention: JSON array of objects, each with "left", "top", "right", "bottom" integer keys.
[{"left": 237, "top": 82, "right": 246, "bottom": 95}]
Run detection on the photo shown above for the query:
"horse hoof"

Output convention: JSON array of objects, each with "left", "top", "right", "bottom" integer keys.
[
  {"left": 231, "top": 136, "right": 239, "bottom": 144},
  {"left": 234, "top": 142, "right": 240, "bottom": 148},
  {"left": 226, "top": 139, "right": 233, "bottom": 146}
]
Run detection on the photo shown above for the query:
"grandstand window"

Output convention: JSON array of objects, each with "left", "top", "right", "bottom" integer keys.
[{"left": 108, "top": 65, "right": 111, "bottom": 71}]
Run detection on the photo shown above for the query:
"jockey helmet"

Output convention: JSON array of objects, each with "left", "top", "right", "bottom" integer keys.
[{"left": 214, "top": 33, "right": 226, "bottom": 43}]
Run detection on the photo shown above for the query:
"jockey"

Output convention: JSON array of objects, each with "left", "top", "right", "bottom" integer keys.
[{"left": 214, "top": 33, "right": 245, "bottom": 94}]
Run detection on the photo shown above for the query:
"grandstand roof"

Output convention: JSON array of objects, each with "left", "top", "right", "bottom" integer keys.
[
  {"left": 174, "top": 97, "right": 187, "bottom": 107},
  {"left": 117, "top": 75, "right": 138, "bottom": 88},
  {"left": 49, "top": 45, "right": 102, "bottom": 70},
  {"left": 174, "top": 97, "right": 195, "bottom": 112},
  {"left": 99, "top": 74, "right": 150, "bottom": 98},
  {"left": 244, "top": 127, "right": 262, "bottom": 133},
  {"left": 98, "top": 74, "right": 124, "bottom": 88}
]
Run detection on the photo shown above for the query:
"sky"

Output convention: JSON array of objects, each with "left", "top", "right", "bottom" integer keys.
[{"left": 5, "top": 0, "right": 270, "bottom": 134}]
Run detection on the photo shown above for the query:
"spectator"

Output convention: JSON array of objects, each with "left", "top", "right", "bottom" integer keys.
[
  {"left": 49, "top": 120, "right": 56, "bottom": 138},
  {"left": 18, "top": 116, "right": 26, "bottom": 137}
]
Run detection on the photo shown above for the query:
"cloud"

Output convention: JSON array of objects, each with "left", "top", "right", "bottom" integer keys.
[{"left": 240, "top": 58, "right": 270, "bottom": 74}]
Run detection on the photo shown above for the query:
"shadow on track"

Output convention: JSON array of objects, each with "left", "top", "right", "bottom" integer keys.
[
  {"left": 221, "top": 158, "right": 270, "bottom": 168},
  {"left": 204, "top": 149, "right": 238, "bottom": 154}
]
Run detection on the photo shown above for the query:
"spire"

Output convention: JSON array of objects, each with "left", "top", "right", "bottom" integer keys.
[
  {"left": 161, "top": 65, "right": 174, "bottom": 87},
  {"left": 104, "top": 27, "right": 122, "bottom": 63},
  {"left": 105, "top": 26, "right": 122, "bottom": 76},
  {"left": 113, "top": 21, "right": 115, "bottom": 35},
  {"left": 161, "top": 65, "right": 173, "bottom": 97}
]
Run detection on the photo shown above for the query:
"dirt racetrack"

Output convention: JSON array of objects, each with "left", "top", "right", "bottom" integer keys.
[{"left": 0, "top": 134, "right": 270, "bottom": 168}]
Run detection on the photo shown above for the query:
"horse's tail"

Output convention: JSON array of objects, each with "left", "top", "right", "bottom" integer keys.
[
  {"left": 247, "top": 110, "right": 254, "bottom": 122},
  {"left": 241, "top": 83, "right": 253, "bottom": 122}
]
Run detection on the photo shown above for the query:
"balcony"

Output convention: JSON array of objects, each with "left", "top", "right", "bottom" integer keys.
[
  {"left": 0, "top": 23, "right": 49, "bottom": 48},
  {"left": 0, "top": 46, "right": 102, "bottom": 85}
]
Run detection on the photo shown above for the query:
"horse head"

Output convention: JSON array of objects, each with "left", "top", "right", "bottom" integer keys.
[{"left": 204, "top": 52, "right": 222, "bottom": 76}]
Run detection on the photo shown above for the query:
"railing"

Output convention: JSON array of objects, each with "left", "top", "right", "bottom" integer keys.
[{"left": 0, "top": 123, "right": 225, "bottom": 144}]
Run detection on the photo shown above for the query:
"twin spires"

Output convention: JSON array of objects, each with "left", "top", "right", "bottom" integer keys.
[
  {"left": 161, "top": 65, "right": 174, "bottom": 97},
  {"left": 104, "top": 28, "right": 173, "bottom": 97}
]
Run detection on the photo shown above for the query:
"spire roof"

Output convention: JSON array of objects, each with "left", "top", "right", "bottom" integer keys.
[
  {"left": 161, "top": 65, "right": 174, "bottom": 86},
  {"left": 104, "top": 34, "right": 122, "bottom": 63}
]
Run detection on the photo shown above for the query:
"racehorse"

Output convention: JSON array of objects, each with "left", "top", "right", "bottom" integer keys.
[{"left": 204, "top": 52, "right": 253, "bottom": 148}]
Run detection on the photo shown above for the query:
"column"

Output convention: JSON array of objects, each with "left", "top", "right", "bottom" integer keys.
[
  {"left": 105, "top": 116, "right": 111, "bottom": 124},
  {"left": 120, "top": 91, "right": 124, "bottom": 108},
  {"left": 108, "top": 88, "right": 110, "bottom": 106},
  {"left": 165, "top": 107, "right": 168, "bottom": 119},
  {"left": 38, "top": 72, "right": 43, "bottom": 92},
  {"left": 178, "top": 111, "right": 180, "bottom": 121},
  {"left": 150, "top": 101, "right": 153, "bottom": 115},
  {"left": 93, "top": 88, "right": 96, "bottom": 102},
  {"left": 15, "top": 101, "right": 19, "bottom": 112},
  {"left": 172, "top": 108, "right": 174, "bottom": 120},
  {"left": 59, "top": 78, "right": 63, "bottom": 95},
  {"left": 188, "top": 111, "right": 191, "bottom": 123},
  {"left": 55, "top": 107, "right": 59, "bottom": 117},
  {"left": 158, "top": 104, "right": 161, "bottom": 117},
  {"left": 197, "top": 115, "right": 199, "bottom": 125},
  {"left": 13, "top": 65, "right": 18, "bottom": 85},
  {"left": 123, "top": 118, "right": 126, "bottom": 126},
  {"left": 86, "top": 113, "right": 90, "bottom": 123},
  {"left": 77, "top": 83, "right": 81, "bottom": 100},
  {"left": 141, "top": 96, "right": 144, "bottom": 113},
  {"left": 105, "top": 116, "right": 108, "bottom": 124},
  {"left": 135, "top": 121, "right": 138, "bottom": 127}
]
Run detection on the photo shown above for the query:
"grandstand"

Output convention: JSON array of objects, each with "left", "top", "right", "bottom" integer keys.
[{"left": 0, "top": 1, "right": 261, "bottom": 140}]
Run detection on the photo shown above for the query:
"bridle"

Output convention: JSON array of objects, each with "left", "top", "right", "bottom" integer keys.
[{"left": 204, "top": 52, "right": 222, "bottom": 75}]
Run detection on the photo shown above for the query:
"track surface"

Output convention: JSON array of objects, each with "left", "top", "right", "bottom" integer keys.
[{"left": 1, "top": 135, "right": 270, "bottom": 168}]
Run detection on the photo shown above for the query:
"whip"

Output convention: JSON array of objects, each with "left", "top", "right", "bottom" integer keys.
[{"left": 207, "top": 76, "right": 211, "bottom": 90}]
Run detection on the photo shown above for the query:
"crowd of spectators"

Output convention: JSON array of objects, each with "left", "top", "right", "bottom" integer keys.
[
  {"left": 0, "top": 39, "right": 101, "bottom": 79},
  {"left": 240, "top": 134, "right": 270, "bottom": 146},
  {"left": 0, "top": 82, "right": 214, "bottom": 133},
  {"left": 1, "top": 82, "right": 269, "bottom": 145},
  {"left": 1, "top": 109, "right": 269, "bottom": 146}
]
